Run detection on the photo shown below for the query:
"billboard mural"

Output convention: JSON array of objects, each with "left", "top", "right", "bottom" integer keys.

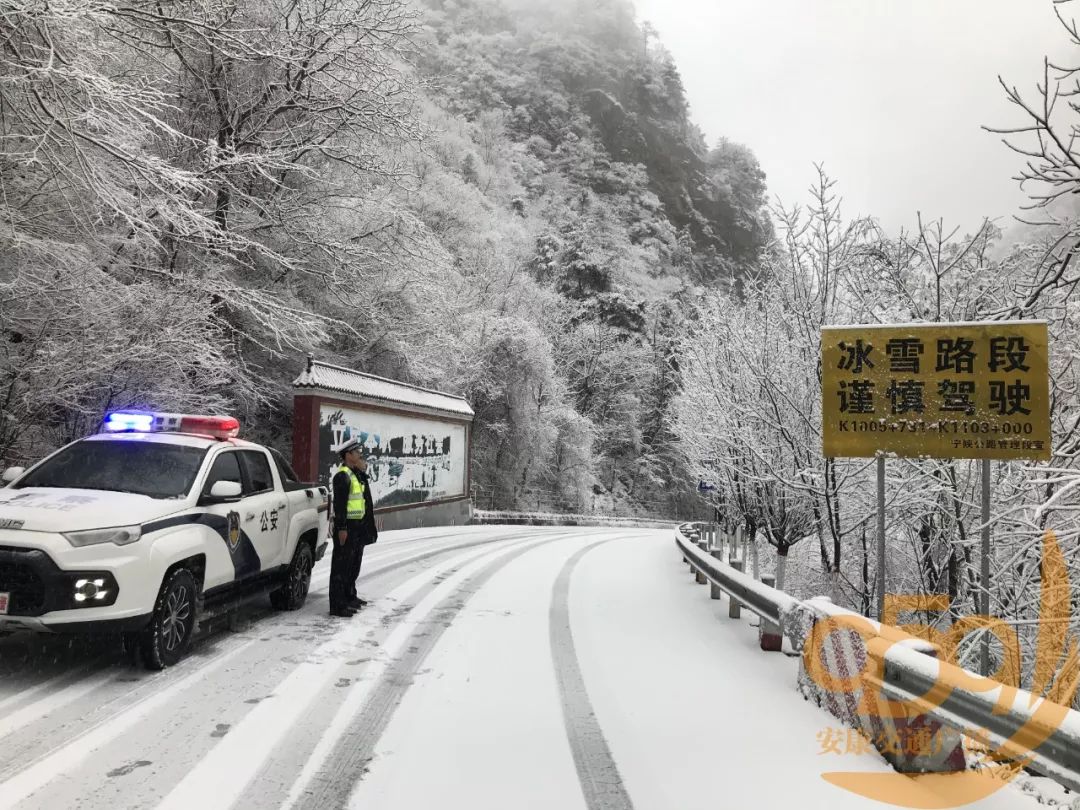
[{"left": 317, "top": 404, "right": 466, "bottom": 508}]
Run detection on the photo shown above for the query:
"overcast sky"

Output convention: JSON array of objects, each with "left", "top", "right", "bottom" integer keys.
[{"left": 633, "top": 0, "right": 1074, "bottom": 235}]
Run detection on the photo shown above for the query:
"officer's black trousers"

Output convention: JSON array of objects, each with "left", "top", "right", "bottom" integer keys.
[
  {"left": 330, "top": 521, "right": 367, "bottom": 610},
  {"left": 349, "top": 539, "right": 366, "bottom": 601},
  {"left": 329, "top": 536, "right": 351, "bottom": 611}
]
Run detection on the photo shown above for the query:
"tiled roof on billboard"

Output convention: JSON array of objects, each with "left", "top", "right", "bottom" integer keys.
[{"left": 293, "top": 359, "right": 474, "bottom": 419}]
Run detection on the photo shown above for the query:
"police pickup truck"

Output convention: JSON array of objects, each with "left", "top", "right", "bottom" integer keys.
[{"left": 0, "top": 412, "right": 329, "bottom": 669}]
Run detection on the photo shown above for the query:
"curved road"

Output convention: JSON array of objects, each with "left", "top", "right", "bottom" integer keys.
[{"left": 0, "top": 527, "right": 1057, "bottom": 810}]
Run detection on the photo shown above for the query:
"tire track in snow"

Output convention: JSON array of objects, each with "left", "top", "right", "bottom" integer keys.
[
  {"left": 154, "top": 529, "right": 569, "bottom": 810},
  {"left": 0, "top": 668, "right": 116, "bottom": 739},
  {"left": 305, "top": 529, "right": 469, "bottom": 588},
  {"left": 0, "top": 638, "right": 259, "bottom": 808},
  {"left": 550, "top": 539, "right": 636, "bottom": 810},
  {"left": 0, "top": 530, "right": 530, "bottom": 807},
  {"left": 289, "top": 531, "right": 582, "bottom": 810},
  {"left": 0, "top": 530, "right": 477, "bottom": 750},
  {"left": 0, "top": 531, "right": 453, "bottom": 707},
  {"left": 0, "top": 657, "right": 110, "bottom": 716}
]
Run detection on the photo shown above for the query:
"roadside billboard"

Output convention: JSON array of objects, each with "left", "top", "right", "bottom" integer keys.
[{"left": 292, "top": 358, "right": 474, "bottom": 529}]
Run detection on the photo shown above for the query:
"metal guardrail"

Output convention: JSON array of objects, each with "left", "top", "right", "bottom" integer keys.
[
  {"left": 871, "top": 638, "right": 1080, "bottom": 793},
  {"left": 476, "top": 510, "right": 678, "bottom": 529},
  {"left": 469, "top": 486, "right": 695, "bottom": 521},
  {"left": 675, "top": 523, "right": 1080, "bottom": 793},
  {"left": 675, "top": 523, "right": 797, "bottom": 628}
]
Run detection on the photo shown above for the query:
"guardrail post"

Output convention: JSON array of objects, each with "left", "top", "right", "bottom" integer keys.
[
  {"left": 864, "top": 641, "right": 967, "bottom": 774},
  {"left": 691, "top": 531, "right": 707, "bottom": 583},
  {"left": 685, "top": 525, "right": 697, "bottom": 569},
  {"left": 709, "top": 548, "right": 724, "bottom": 600},
  {"left": 728, "top": 559, "right": 743, "bottom": 618},
  {"left": 759, "top": 574, "right": 782, "bottom": 651}
]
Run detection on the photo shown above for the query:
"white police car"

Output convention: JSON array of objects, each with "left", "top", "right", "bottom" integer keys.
[{"left": 0, "top": 412, "right": 328, "bottom": 668}]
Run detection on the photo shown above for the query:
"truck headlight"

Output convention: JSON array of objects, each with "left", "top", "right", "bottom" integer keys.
[{"left": 62, "top": 525, "right": 142, "bottom": 547}]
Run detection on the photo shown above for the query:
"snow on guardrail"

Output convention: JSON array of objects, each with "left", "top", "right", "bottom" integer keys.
[{"left": 674, "top": 522, "right": 1080, "bottom": 793}]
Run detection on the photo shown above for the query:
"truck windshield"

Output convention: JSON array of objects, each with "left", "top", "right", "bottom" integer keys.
[{"left": 15, "top": 440, "right": 209, "bottom": 499}]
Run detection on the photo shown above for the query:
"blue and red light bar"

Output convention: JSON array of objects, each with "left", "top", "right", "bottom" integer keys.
[
  {"left": 104, "top": 411, "right": 240, "bottom": 440},
  {"left": 104, "top": 413, "right": 155, "bottom": 433}
]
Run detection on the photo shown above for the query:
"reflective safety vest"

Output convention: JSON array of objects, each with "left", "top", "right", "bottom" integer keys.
[{"left": 337, "top": 466, "right": 366, "bottom": 521}]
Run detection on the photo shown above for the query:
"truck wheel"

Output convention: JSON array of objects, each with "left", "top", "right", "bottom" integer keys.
[
  {"left": 140, "top": 568, "right": 197, "bottom": 670},
  {"left": 270, "top": 542, "right": 313, "bottom": 611}
]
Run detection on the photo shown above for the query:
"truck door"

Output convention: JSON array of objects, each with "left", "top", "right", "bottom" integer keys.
[
  {"left": 199, "top": 450, "right": 262, "bottom": 587},
  {"left": 238, "top": 449, "right": 288, "bottom": 568}
]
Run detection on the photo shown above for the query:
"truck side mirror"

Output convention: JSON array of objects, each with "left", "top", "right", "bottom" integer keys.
[
  {"left": 201, "top": 480, "right": 242, "bottom": 504},
  {"left": 2, "top": 467, "right": 25, "bottom": 485}
]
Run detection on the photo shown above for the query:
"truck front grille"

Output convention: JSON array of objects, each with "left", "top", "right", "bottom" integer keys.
[{"left": 0, "top": 555, "right": 46, "bottom": 614}]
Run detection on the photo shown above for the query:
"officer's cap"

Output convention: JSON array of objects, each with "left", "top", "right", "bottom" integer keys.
[{"left": 337, "top": 438, "right": 362, "bottom": 456}]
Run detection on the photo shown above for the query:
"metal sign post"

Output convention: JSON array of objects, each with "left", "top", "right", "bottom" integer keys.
[
  {"left": 981, "top": 458, "right": 992, "bottom": 676},
  {"left": 877, "top": 455, "right": 886, "bottom": 621}
]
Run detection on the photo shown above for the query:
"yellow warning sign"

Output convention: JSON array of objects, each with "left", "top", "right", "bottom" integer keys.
[{"left": 822, "top": 321, "right": 1050, "bottom": 460}]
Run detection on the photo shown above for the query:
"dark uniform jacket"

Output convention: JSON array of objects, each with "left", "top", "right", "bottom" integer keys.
[{"left": 332, "top": 466, "right": 378, "bottom": 545}]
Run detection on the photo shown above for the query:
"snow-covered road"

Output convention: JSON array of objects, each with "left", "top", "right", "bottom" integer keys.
[{"left": 0, "top": 527, "right": 1066, "bottom": 809}]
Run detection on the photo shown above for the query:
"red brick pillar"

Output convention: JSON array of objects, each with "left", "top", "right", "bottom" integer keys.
[{"left": 292, "top": 394, "right": 318, "bottom": 482}]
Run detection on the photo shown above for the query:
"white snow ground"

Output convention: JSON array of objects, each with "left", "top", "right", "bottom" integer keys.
[{"left": 0, "top": 527, "right": 1071, "bottom": 810}]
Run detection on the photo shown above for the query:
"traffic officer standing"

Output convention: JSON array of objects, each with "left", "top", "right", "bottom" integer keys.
[
  {"left": 347, "top": 448, "right": 377, "bottom": 607},
  {"left": 330, "top": 438, "right": 370, "bottom": 617}
]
